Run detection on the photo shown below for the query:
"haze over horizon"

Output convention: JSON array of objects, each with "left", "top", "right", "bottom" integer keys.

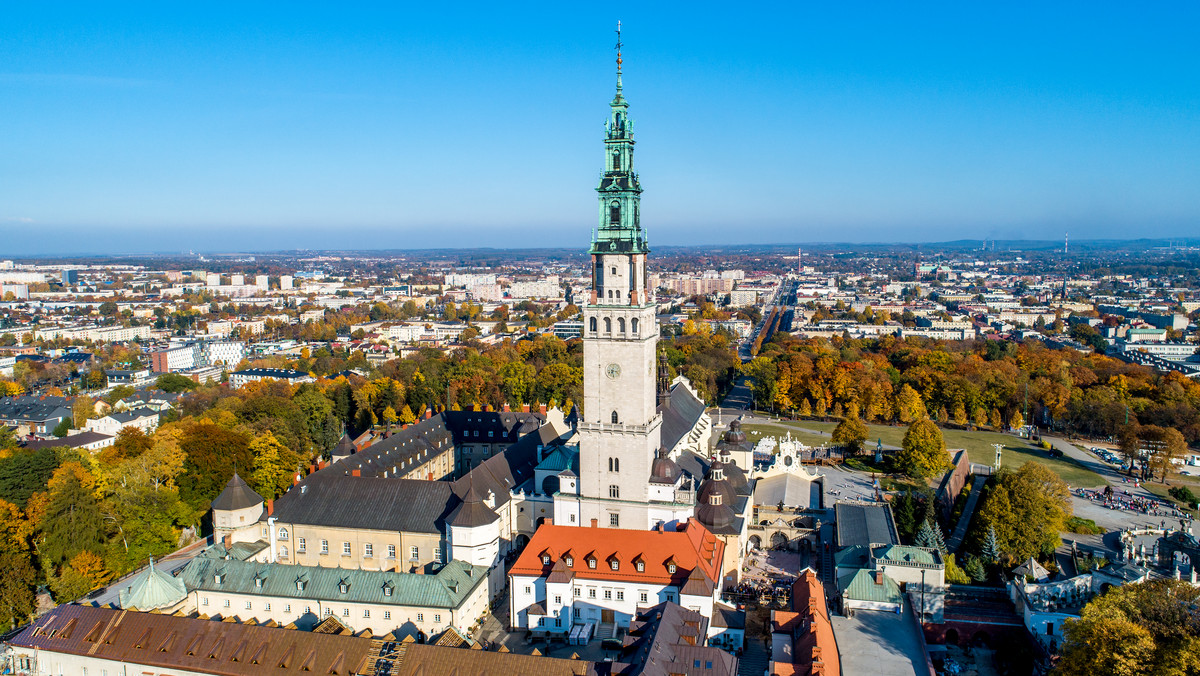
[{"left": 3, "top": 3, "right": 1199, "bottom": 255}]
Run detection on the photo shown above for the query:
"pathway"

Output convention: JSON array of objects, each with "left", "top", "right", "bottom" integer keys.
[{"left": 946, "top": 475, "right": 988, "bottom": 552}]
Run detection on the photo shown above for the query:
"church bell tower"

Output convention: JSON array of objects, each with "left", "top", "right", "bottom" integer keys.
[{"left": 558, "top": 24, "right": 672, "bottom": 531}]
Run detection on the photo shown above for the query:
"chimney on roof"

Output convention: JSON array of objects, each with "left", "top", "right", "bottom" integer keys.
[
  {"left": 318, "top": 458, "right": 327, "bottom": 470},
  {"left": 812, "top": 646, "right": 822, "bottom": 659},
  {"left": 267, "top": 499, "right": 274, "bottom": 516},
  {"left": 874, "top": 570, "right": 884, "bottom": 585},
  {"left": 223, "top": 533, "right": 232, "bottom": 549},
  {"left": 539, "top": 404, "right": 547, "bottom": 415},
  {"left": 351, "top": 469, "right": 361, "bottom": 477},
  {"left": 522, "top": 403, "right": 530, "bottom": 413},
  {"left": 425, "top": 408, "right": 433, "bottom": 419},
  {"left": 294, "top": 473, "right": 302, "bottom": 486},
  {"left": 591, "top": 518, "right": 598, "bottom": 528},
  {"left": 656, "top": 522, "right": 665, "bottom": 533},
  {"left": 503, "top": 403, "right": 510, "bottom": 412}
]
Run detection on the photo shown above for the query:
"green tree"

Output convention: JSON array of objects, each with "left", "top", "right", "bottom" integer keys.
[
  {"left": 51, "top": 418, "right": 71, "bottom": 438},
  {"left": 896, "top": 419, "right": 951, "bottom": 479},
  {"left": 982, "top": 526, "right": 1001, "bottom": 563},
  {"left": 973, "top": 462, "right": 1071, "bottom": 562},
  {"left": 0, "top": 547, "right": 36, "bottom": 629},
  {"left": 498, "top": 361, "right": 536, "bottom": 406},
  {"left": 155, "top": 373, "right": 199, "bottom": 393},
  {"left": 914, "top": 519, "right": 946, "bottom": 553},
  {"left": 892, "top": 489, "right": 919, "bottom": 542},
  {"left": 0, "top": 447, "right": 60, "bottom": 508},
  {"left": 39, "top": 466, "right": 106, "bottom": 568},
  {"left": 831, "top": 416, "right": 868, "bottom": 455},
  {"left": 1056, "top": 579, "right": 1199, "bottom": 676},
  {"left": 177, "top": 422, "right": 252, "bottom": 509},
  {"left": 963, "top": 554, "right": 987, "bottom": 582}
]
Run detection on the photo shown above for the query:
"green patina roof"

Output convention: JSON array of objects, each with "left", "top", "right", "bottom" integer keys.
[
  {"left": 838, "top": 569, "right": 903, "bottom": 605},
  {"left": 537, "top": 445, "right": 579, "bottom": 474},
  {"left": 180, "top": 553, "right": 488, "bottom": 609},
  {"left": 118, "top": 559, "right": 188, "bottom": 611},
  {"left": 874, "top": 545, "right": 941, "bottom": 566},
  {"left": 199, "top": 540, "right": 270, "bottom": 562}
]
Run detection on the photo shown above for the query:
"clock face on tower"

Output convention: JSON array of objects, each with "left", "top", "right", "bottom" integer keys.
[{"left": 605, "top": 363, "right": 622, "bottom": 379}]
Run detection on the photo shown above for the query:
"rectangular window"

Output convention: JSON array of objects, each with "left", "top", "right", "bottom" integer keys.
[
  {"left": 297, "top": 537, "right": 306, "bottom": 553},
  {"left": 434, "top": 546, "right": 442, "bottom": 563},
  {"left": 410, "top": 546, "right": 419, "bottom": 560},
  {"left": 524, "top": 586, "right": 532, "bottom": 595},
  {"left": 609, "top": 485, "right": 619, "bottom": 498},
  {"left": 245, "top": 601, "right": 252, "bottom": 610},
  {"left": 604, "top": 589, "right": 612, "bottom": 600},
  {"left": 555, "top": 595, "right": 562, "bottom": 604},
  {"left": 364, "top": 610, "right": 370, "bottom": 618},
  {"left": 569, "top": 514, "right": 576, "bottom": 523},
  {"left": 202, "top": 597, "right": 209, "bottom": 606},
  {"left": 342, "top": 608, "right": 350, "bottom": 617},
  {"left": 417, "top": 613, "right": 424, "bottom": 622},
  {"left": 364, "top": 543, "right": 374, "bottom": 558},
  {"left": 574, "top": 588, "right": 581, "bottom": 597},
  {"left": 588, "top": 589, "right": 596, "bottom": 599},
  {"left": 639, "top": 592, "right": 648, "bottom": 603},
  {"left": 388, "top": 544, "right": 396, "bottom": 559},
  {"left": 343, "top": 542, "right": 351, "bottom": 556},
  {"left": 434, "top": 614, "right": 441, "bottom": 622},
  {"left": 285, "top": 604, "right": 290, "bottom": 613},
  {"left": 321, "top": 539, "right": 329, "bottom": 554},
  {"left": 324, "top": 608, "right": 332, "bottom": 616},
  {"left": 384, "top": 611, "right": 391, "bottom": 620},
  {"left": 223, "top": 599, "right": 230, "bottom": 608},
  {"left": 616, "top": 590, "right": 624, "bottom": 601},
  {"left": 609, "top": 513, "right": 620, "bottom": 527},
  {"left": 264, "top": 602, "right": 271, "bottom": 611}
]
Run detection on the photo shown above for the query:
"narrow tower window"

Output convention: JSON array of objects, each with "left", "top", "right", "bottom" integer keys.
[
  {"left": 613, "top": 152, "right": 621, "bottom": 170},
  {"left": 589, "top": 317, "right": 597, "bottom": 333},
  {"left": 610, "top": 202, "right": 620, "bottom": 225},
  {"left": 604, "top": 317, "right": 612, "bottom": 333},
  {"left": 611, "top": 411, "right": 619, "bottom": 424},
  {"left": 631, "top": 318, "right": 639, "bottom": 334},
  {"left": 618, "top": 318, "right": 626, "bottom": 333}
]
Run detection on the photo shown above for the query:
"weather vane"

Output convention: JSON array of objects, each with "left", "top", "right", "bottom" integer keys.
[{"left": 615, "top": 20, "right": 623, "bottom": 72}]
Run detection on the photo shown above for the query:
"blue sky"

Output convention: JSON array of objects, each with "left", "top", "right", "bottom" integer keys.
[{"left": 2, "top": 3, "right": 1198, "bottom": 255}]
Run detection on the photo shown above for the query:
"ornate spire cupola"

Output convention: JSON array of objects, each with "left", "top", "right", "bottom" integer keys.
[{"left": 591, "top": 21, "right": 649, "bottom": 307}]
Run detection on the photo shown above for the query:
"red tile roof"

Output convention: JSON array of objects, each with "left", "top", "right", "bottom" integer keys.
[
  {"left": 511, "top": 520, "right": 723, "bottom": 588},
  {"left": 770, "top": 569, "right": 840, "bottom": 676}
]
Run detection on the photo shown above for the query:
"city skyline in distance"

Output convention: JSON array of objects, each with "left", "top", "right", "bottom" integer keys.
[{"left": 3, "top": 4, "right": 1199, "bottom": 255}]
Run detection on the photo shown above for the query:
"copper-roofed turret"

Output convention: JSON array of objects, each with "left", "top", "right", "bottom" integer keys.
[
  {"left": 649, "top": 445, "right": 682, "bottom": 485},
  {"left": 448, "top": 479, "right": 499, "bottom": 528},
  {"left": 723, "top": 419, "right": 747, "bottom": 445}
]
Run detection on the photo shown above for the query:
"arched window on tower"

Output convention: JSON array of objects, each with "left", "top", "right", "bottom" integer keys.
[
  {"left": 611, "top": 411, "right": 619, "bottom": 424},
  {"left": 613, "top": 152, "right": 621, "bottom": 171},
  {"left": 589, "top": 317, "right": 597, "bottom": 333},
  {"left": 610, "top": 201, "right": 620, "bottom": 225},
  {"left": 618, "top": 318, "right": 625, "bottom": 333},
  {"left": 631, "top": 318, "right": 639, "bottom": 334},
  {"left": 608, "top": 457, "right": 620, "bottom": 472},
  {"left": 604, "top": 317, "right": 612, "bottom": 333}
]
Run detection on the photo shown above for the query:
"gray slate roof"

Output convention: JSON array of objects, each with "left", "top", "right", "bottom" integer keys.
[
  {"left": 835, "top": 502, "right": 899, "bottom": 549},
  {"left": 658, "top": 383, "right": 706, "bottom": 451},
  {"left": 180, "top": 555, "right": 488, "bottom": 609},
  {"left": 270, "top": 472, "right": 455, "bottom": 533},
  {"left": 210, "top": 473, "right": 264, "bottom": 511}
]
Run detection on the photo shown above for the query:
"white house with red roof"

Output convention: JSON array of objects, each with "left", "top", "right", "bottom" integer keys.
[{"left": 508, "top": 519, "right": 741, "bottom": 641}]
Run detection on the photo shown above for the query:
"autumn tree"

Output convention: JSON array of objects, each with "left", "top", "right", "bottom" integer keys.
[
  {"left": 895, "top": 384, "right": 924, "bottom": 423},
  {"left": 831, "top": 416, "right": 868, "bottom": 456},
  {"left": 248, "top": 431, "right": 296, "bottom": 500},
  {"left": 973, "top": 462, "right": 1070, "bottom": 562},
  {"left": 896, "top": 419, "right": 951, "bottom": 479},
  {"left": 1055, "top": 579, "right": 1200, "bottom": 676},
  {"left": 177, "top": 421, "right": 252, "bottom": 510},
  {"left": 38, "top": 463, "right": 106, "bottom": 568}
]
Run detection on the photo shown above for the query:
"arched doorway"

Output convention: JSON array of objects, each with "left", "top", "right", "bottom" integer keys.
[
  {"left": 771, "top": 532, "right": 789, "bottom": 550},
  {"left": 944, "top": 628, "right": 960, "bottom": 646},
  {"left": 748, "top": 535, "right": 762, "bottom": 552}
]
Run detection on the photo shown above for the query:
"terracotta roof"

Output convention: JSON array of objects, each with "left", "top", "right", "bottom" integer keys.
[
  {"left": 391, "top": 643, "right": 600, "bottom": 676},
  {"left": 770, "top": 569, "right": 839, "bottom": 676},
  {"left": 511, "top": 521, "right": 723, "bottom": 588},
  {"left": 9, "top": 605, "right": 376, "bottom": 676}
]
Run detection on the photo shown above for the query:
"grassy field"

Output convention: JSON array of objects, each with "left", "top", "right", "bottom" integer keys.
[{"left": 741, "top": 418, "right": 1106, "bottom": 488}]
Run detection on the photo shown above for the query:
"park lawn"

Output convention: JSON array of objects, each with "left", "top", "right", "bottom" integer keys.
[
  {"left": 740, "top": 423, "right": 832, "bottom": 448},
  {"left": 740, "top": 418, "right": 1105, "bottom": 488}
]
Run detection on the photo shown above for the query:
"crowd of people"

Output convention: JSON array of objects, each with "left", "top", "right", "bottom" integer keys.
[{"left": 1074, "top": 487, "right": 1186, "bottom": 519}]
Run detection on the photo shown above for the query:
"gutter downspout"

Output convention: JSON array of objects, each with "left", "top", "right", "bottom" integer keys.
[{"left": 268, "top": 516, "right": 278, "bottom": 563}]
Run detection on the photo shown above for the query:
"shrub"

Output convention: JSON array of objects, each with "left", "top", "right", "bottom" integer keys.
[
  {"left": 1168, "top": 486, "right": 1198, "bottom": 508},
  {"left": 1066, "top": 516, "right": 1106, "bottom": 535}
]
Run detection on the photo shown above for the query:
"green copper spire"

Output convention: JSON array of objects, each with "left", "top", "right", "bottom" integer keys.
[{"left": 592, "top": 21, "right": 648, "bottom": 256}]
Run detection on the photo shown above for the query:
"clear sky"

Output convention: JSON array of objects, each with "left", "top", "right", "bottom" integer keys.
[{"left": 2, "top": 3, "right": 1199, "bottom": 255}]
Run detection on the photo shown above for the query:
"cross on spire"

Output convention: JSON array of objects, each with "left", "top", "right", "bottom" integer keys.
[{"left": 615, "top": 21, "right": 623, "bottom": 72}]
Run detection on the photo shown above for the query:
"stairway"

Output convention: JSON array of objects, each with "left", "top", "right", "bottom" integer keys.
[
  {"left": 596, "top": 623, "right": 615, "bottom": 640},
  {"left": 947, "top": 475, "right": 989, "bottom": 552},
  {"left": 737, "top": 633, "right": 769, "bottom": 676}
]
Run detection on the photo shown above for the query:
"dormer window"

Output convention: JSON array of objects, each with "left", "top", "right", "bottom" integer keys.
[
  {"left": 565, "top": 556, "right": 574, "bottom": 567},
  {"left": 668, "top": 563, "right": 677, "bottom": 574},
  {"left": 338, "top": 580, "right": 350, "bottom": 594},
  {"left": 587, "top": 557, "right": 597, "bottom": 569},
  {"left": 610, "top": 560, "right": 619, "bottom": 571},
  {"left": 636, "top": 561, "right": 645, "bottom": 572},
  {"left": 383, "top": 582, "right": 394, "bottom": 597},
  {"left": 214, "top": 572, "right": 224, "bottom": 584},
  {"left": 296, "top": 578, "right": 307, "bottom": 592},
  {"left": 542, "top": 555, "right": 551, "bottom": 565},
  {"left": 254, "top": 575, "right": 265, "bottom": 588}
]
